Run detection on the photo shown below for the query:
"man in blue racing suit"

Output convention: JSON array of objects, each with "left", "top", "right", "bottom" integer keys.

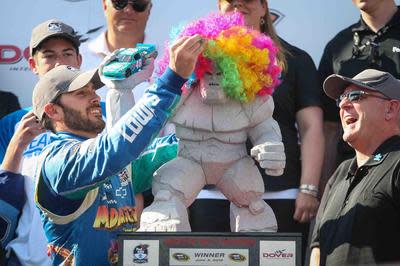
[{"left": 33, "top": 34, "right": 205, "bottom": 265}]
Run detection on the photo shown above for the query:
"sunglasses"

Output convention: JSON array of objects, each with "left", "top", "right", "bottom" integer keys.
[
  {"left": 110, "top": 0, "right": 150, "bottom": 12},
  {"left": 336, "top": 90, "right": 390, "bottom": 107}
]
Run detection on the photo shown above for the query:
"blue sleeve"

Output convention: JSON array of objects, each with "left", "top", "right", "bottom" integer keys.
[
  {"left": 0, "top": 170, "right": 25, "bottom": 248},
  {"left": 43, "top": 68, "right": 185, "bottom": 198},
  {"left": 0, "top": 108, "right": 31, "bottom": 164}
]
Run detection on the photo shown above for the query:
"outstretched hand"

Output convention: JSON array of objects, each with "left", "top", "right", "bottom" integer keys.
[{"left": 98, "top": 48, "right": 155, "bottom": 91}]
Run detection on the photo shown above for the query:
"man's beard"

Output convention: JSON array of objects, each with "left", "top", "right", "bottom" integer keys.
[{"left": 60, "top": 103, "right": 105, "bottom": 135}]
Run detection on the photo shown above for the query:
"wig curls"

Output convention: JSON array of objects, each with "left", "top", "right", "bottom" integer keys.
[{"left": 156, "top": 12, "right": 281, "bottom": 102}]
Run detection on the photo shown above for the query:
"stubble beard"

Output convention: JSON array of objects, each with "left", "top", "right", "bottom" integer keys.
[{"left": 60, "top": 104, "right": 105, "bottom": 135}]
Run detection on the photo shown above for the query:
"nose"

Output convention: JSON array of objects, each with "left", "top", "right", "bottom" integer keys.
[
  {"left": 89, "top": 88, "right": 101, "bottom": 104},
  {"left": 231, "top": 1, "right": 245, "bottom": 13},
  {"left": 122, "top": 1, "right": 136, "bottom": 13},
  {"left": 54, "top": 56, "right": 69, "bottom": 67},
  {"left": 92, "top": 93, "right": 101, "bottom": 104},
  {"left": 123, "top": 5, "right": 133, "bottom": 13},
  {"left": 338, "top": 96, "right": 352, "bottom": 109}
]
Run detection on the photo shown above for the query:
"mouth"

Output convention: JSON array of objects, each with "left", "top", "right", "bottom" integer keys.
[
  {"left": 89, "top": 107, "right": 102, "bottom": 118},
  {"left": 120, "top": 18, "right": 136, "bottom": 21},
  {"left": 118, "top": 18, "right": 137, "bottom": 24},
  {"left": 234, "top": 8, "right": 248, "bottom": 15},
  {"left": 208, "top": 82, "right": 220, "bottom": 87},
  {"left": 344, "top": 116, "right": 358, "bottom": 126}
]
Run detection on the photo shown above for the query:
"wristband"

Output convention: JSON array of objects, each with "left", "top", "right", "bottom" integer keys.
[
  {"left": 299, "top": 188, "right": 318, "bottom": 198},
  {"left": 299, "top": 184, "right": 318, "bottom": 193},
  {"left": 299, "top": 184, "right": 318, "bottom": 198}
]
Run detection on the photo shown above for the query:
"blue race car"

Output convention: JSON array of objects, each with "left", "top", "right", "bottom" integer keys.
[{"left": 102, "top": 43, "right": 157, "bottom": 80}]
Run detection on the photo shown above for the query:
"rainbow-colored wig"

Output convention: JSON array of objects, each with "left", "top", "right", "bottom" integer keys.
[{"left": 156, "top": 12, "right": 281, "bottom": 103}]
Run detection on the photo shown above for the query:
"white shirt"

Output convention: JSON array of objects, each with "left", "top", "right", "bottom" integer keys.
[{"left": 6, "top": 133, "right": 52, "bottom": 266}]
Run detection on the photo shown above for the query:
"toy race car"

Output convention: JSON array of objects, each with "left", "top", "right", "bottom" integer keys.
[{"left": 102, "top": 43, "right": 158, "bottom": 80}]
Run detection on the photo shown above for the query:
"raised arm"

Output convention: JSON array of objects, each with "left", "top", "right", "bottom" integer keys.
[
  {"left": 43, "top": 35, "right": 205, "bottom": 197},
  {"left": 2, "top": 111, "right": 45, "bottom": 173}
]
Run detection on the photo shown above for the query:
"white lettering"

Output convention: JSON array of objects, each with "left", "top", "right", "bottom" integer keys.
[
  {"left": 194, "top": 253, "right": 225, "bottom": 258},
  {"left": 120, "top": 103, "right": 154, "bottom": 143},
  {"left": 134, "top": 104, "right": 154, "bottom": 125},
  {"left": 393, "top": 46, "right": 400, "bottom": 53}
]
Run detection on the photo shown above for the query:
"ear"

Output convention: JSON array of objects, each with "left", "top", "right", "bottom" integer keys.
[
  {"left": 261, "top": 0, "right": 268, "bottom": 14},
  {"left": 28, "top": 56, "right": 39, "bottom": 75},
  {"left": 44, "top": 103, "right": 63, "bottom": 121},
  {"left": 385, "top": 100, "right": 400, "bottom": 121},
  {"left": 263, "top": 0, "right": 268, "bottom": 9},
  {"left": 102, "top": 0, "right": 108, "bottom": 11},
  {"left": 77, "top": 53, "right": 83, "bottom": 68}
]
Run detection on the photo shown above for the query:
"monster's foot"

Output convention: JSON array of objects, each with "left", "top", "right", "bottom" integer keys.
[
  {"left": 138, "top": 190, "right": 191, "bottom": 232},
  {"left": 230, "top": 200, "right": 277, "bottom": 232}
]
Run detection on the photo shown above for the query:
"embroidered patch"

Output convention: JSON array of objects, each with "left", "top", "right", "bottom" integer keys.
[
  {"left": 373, "top": 153, "right": 382, "bottom": 161},
  {"left": 48, "top": 22, "right": 63, "bottom": 33}
]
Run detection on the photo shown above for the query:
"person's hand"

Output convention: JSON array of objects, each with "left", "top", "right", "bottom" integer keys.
[
  {"left": 98, "top": 48, "right": 155, "bottom": 91},
  {"left": 251, "top": 142, "right": 285, "bottom": 176},
  {"left": 10, "top": 111, "right": 46, "bottom": 150},
  {"left": 293, "top": 191, "right": 319, "bottom": 223},
  {"left": 2, "top": 111, "right": 46, "bottom": 173},
  {"left": 168, "top": 34, "right": 206, "bottom": 79}
]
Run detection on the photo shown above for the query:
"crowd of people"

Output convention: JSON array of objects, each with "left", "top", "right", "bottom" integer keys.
[{"left": 1, "top": 0, "right": 400, "bottom": 265}]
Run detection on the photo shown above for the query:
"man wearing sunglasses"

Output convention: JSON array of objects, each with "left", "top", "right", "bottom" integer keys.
[
  {"left": 310, "top": 69, "right": 400, "bottom": 266},
  {"left": 81, "top": 0, "right": 153, "bottom": 101},
  {"left": 318, "top": 0, "right": 400, "bottom": 195},
  {"left": 103, "top": 0, "right": 151, "bottom": 53}
]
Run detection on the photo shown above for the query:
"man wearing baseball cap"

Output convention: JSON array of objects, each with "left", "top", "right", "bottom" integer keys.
[
  {"left": 29, "top": 19, "right": 80, "bottom": 56},
  {"left": 32, "top": 34, "right": 204, "bottom": 265},
  {"left": 0, "top": 19, "right": 84, "bottom": 266},
  {"left": 1, "top": 18, "right": 83, "bottom": 164},
  {"left": 28, "top": 18, "right": 82, "bottom": 76},
  {"left": 310, "top": 69, "right": 400, "bottom": 265}
]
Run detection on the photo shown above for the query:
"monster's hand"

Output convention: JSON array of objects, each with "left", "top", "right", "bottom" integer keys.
[
  {"left": 251, "top": 142, "right": 285, "bottom": 176},
  {"left": 99, "top": 48, "right": 155, "bottom": 91}
]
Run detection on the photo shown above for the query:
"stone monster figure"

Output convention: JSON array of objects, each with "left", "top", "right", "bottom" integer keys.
[{"left": 139, "top": 13, "right": 286, "bottom": 232}]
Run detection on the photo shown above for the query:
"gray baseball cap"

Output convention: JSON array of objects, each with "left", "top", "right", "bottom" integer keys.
[
  {"left": 324, "top": 69, "right": 400, "bottom": 100},
  {"left": 30, "top": 19, "right": 80, "bottom": 56},
  {"left": 32, "top": 65, "right": 103, "bottom": 120}
]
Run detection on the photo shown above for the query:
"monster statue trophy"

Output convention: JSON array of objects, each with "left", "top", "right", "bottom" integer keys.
[{"left": 140, "top": 12, "right": 285, "bottom": 232}]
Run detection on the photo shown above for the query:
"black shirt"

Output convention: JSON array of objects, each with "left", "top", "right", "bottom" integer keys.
[
  {"left": 318, "top": 7, "right": 400, "bottom": 162},
  {"left": 250, "top": 39, "right": 322, "bottom": 191},
  {"left": 311, "top": 136, "right": 400, "bottom": 265},
  {"left": 0, "top": 91, "right": 20, "bottom": 119}
]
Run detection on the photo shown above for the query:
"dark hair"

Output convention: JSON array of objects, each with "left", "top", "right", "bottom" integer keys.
[
  {"left": 40, "top": 95, "right": 62, "bottom": 133},
  {"left": 32, "top": 36, "right": 80, "bottom": 57},
  {"left": 41, "top": 113, "right": 56, "bottom": 133}
]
